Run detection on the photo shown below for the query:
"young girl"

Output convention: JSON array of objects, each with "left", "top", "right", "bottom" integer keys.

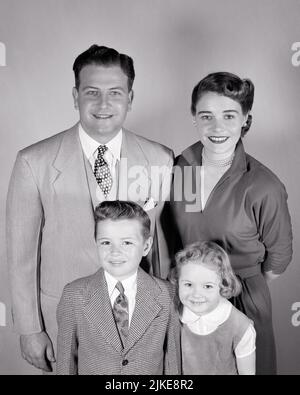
[{"left": 172, "top": 241, "right": 256, "bottom": 375}]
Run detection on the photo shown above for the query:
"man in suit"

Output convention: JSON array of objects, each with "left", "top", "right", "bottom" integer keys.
[
  {"left": 57, "top": 201, "right": 181, "bottom": 375},
  {"left": 6, "top": 45, "right": 174, "bottom": 373}
]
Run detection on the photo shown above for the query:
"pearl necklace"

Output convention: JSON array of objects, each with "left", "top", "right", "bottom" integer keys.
[{"left": 202, "top": 151, "right": 234, "bottom": 168}]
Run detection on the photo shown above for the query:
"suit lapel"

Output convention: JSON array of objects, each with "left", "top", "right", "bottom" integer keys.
[
  {"left": 52, "top": 124, "right": 91, "bottom": 204},
  {"left": 51, "top": 124, "right": 99, "bottom": 266},
  {"left": 83, "top": 153, "right": 102, "bottom": 209},
  {"left": 53, "top": 127, "right": 152, "bottom": 206},
  {"left": 83, "top": 268, "right": 163, "bottom": 354},
  {"left": 118, "top": 129, "right": 151, "bottom": 204},
  {"left": 83, "top": 269, "right": 123, "bottom": 353},
  {"left": 125, "top": 268, "right": 162, "bottom": 352}
]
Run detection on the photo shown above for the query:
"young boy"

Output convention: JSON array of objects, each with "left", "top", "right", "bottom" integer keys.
[{"left": 56, "top": 200, "right": 181, "bottom": 375}]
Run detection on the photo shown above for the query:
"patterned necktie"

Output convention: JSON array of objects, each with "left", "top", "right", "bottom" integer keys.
[
  {"left": 113, "top": 281, "right": 129, "bottom": 347},
  {"left": 94, "top": 145, "right": 113, "bottom": 198}
]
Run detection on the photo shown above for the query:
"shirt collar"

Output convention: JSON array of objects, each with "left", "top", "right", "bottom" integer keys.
[
  {"left": 181, "top": 297, "right": 232, "bottom": 327},
  {"left": 106, "top": 129, "right": 122, "bottom": 161},
  {"left": 104, "top": 270, "right": 138, "bottom": 298},
  {"left": 78, "top": 123, "right": 122, "bottom": 161}
]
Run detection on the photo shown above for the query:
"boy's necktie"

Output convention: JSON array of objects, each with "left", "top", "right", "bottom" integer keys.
[
  {"left": 94, "top": 145, "right": 113, "bottom": 198},
  {"left": 113, "top": 281, "right": 129, "bottom": 347}
]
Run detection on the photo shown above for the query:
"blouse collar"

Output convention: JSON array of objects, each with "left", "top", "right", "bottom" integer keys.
[{"left": 180, "top": 297, "right": 232, "bottom": 335}]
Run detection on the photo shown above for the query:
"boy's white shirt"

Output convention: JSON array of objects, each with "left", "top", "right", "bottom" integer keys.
[
  {"left": 181, "top": 297, "right": 256, "bottom": 358},
  {"left": 79, "top": 124, "right": 122, "bottom": 200},
  {"left": 104, "top": 270, "right": 137, "bottom": 327}
]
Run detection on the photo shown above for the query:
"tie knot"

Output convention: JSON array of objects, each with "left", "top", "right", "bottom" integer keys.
[
  {"left": 97, "top": 145, "right": 108, "bottom": 156},
  {"left": 115, "top": 281, "right": 125, "bottom": 295}
]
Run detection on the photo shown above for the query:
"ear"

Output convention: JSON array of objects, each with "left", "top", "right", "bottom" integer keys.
[
  {"left": 142, "top": 236, "right": 153, "bottom": 257},
  {"left": 128, "top": 90, "right": 134, "bottom": 111},
  {"left": 243, "top": 112, "right": 251, "bottom": 126},
  {"left": 72, "top": 87, "right": 79, "bottom": 110}
]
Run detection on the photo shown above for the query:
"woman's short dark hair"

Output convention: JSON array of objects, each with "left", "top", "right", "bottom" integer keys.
[
  {"left": 73, "top": 45, "right": 135, "bottom": 91},
  {"left": 191, "top": 72, "right": 255, "bottom": 136},
  {"left": 94, "top": 200, "right": 151, "bottom": 240}
]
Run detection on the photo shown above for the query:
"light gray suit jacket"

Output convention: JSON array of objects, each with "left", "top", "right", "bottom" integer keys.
[
  {"left": 6, "top": 124, "right": 174, "bottom": 339},
  {"left": 56, "top": 268, "right": 181, "bottom": 375}
]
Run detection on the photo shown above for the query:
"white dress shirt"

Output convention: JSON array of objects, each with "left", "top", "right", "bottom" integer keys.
[
  {"left": 181, "top": 297, "right": 256, "bottom": 358},
  {"left": 78, "top": 124, "right": 122, "bottom": 200},
  {"left": 104, "top": 271, "right": 137, "bottom": 327}
]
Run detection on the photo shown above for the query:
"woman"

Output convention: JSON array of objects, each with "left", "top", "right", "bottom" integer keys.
[{"left": 170, "top": 72, "right": 293, "bottom": 375}]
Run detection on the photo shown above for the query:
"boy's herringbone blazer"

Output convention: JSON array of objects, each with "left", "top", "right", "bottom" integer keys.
[{"left": 56, "top": 267, "right": 181, "bottom": 375}]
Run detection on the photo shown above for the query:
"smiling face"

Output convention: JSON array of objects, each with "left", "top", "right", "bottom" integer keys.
[
  {"left": 96, "top": 219, "right": 152, "bottom": 281},
  {"left": 194, "top": 92, "right": 247, "bottom": 159},
  {"left": 179, "top": 262, "right": 222, "bottom": 316},
  {"left": 73, "top": 64, "right": 133, "bottom": 144}
]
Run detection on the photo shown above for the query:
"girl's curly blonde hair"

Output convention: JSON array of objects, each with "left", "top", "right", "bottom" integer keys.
[{"left": 170, "top": 241, "right": 242, "bottom": 312}]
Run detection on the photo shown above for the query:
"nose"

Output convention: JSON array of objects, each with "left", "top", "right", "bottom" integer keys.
[
  {"left": 110, "top": 243, "right": 122, "bottom": 254},
  {"left": 192, "top": 287, "right": 206, "bottom": 300},
  {"left": 213, "top": 118, "right": 225, "bottom": 133},
  {"left": 97, "top": 93, "right": 110, "bottom": 109}
]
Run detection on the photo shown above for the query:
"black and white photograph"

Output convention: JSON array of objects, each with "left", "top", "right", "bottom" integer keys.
[{"left": 0, "top": 0, "right": 299, "bottom": 377}]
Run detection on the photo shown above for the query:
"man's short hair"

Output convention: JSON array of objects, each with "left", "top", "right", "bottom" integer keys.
[
  {"left": 94, "top": 200, "right": 151, "bottom": 239},
  {"left": 73, "top": 44, "right": 135, "bottom": 90}
]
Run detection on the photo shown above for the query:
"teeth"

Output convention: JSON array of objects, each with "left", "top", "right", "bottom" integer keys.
[
  {"left": 94, "top": 114, "right": 112, "bottom": 119},
  {"left": 209, "top": 136, "right": 228, "bottom": 143}
]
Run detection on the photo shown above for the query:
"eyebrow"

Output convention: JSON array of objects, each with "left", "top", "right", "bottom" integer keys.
[
  {"left": 81, "top": 86, "right": 126, "bottom": 91},
  {"left": 197, "top": 110, "right": 239, "bottom": 115},
  {"left": 97, "top": 236, "right": 136, "bottom": 240},
  {"left": 179, "top": 279, "right": 218, "bottom": 285},
  {"left": 82, "top": 86, "right": 99, "bottom": 91},
  {"left": 197, "top": 111, "right": 212, "bottom": 115},
  {"left": 109, "top": 86, "right": 126, "bottom": 91}
]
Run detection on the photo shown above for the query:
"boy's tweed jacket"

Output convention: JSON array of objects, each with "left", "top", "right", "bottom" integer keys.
[{"left": 56, "top": 267, "right": 181, "bottom": 375}]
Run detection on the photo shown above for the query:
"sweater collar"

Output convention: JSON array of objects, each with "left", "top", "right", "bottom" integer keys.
[{"left": 181, "top": 138, "right": 247, "bottom": 177}]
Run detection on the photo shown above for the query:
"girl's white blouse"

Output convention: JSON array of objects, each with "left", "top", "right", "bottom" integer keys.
[{"left": 180, "top": 297, "right": 256, "bottom": 358}]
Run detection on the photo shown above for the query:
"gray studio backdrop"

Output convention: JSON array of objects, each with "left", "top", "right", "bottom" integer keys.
[{"left": 0, "top": 0, "right": 299, "bottom": 374}]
